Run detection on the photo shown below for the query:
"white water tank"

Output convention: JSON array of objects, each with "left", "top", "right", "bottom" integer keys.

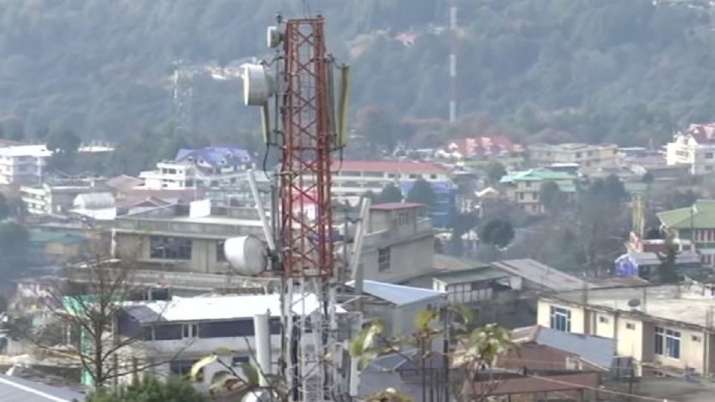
[{"left": 224, "top": 235, "right": 268, "bottom": 276}]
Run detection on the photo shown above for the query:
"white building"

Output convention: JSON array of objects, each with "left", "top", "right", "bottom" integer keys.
[
  {"left": 529, "top": 143, "right": 619, "bottom": 172},
  {"left": 329, "top": 160, "right": 450, "bottom": 206},
  {"left": 666, "top": 123, "right": 715, "bottom": 175},
  {"left": 114, "top": 294, "right": 340, "bottom": 388},
  {"left": 20, "top": 178, "right": 106, "bottom": 216},
  {"left": 139, "top": 147, "right": 253, "bottom": 190},
  {"left": 0, "top": 145, "right": 51, "bottom": 185}
]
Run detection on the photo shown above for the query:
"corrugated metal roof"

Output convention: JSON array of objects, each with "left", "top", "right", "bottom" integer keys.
[
  {"left": 657, "top": 200, "right": 715, "bottom": 229},
  {"left": 346, "top": 280, "right": 444, "bottom": 306},
  {"left": 529, "top": 325, "right": 615, "bottom": 369},
  {"left": 370, "top": 202, "right": 424, "bottom": 211},
  {"left": 492, "top": 259, "right": 588, "bottom": 292},
  {"left": 0, "top": 374, "right": 85, "bottom": 402}
]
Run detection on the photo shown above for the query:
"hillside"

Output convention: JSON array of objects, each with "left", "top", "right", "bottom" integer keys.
[{"left": 0, "top": 0, "right": 713, "bottom": 154}]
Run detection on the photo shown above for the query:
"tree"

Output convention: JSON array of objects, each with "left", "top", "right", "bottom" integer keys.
[
  {"left": 406, "top": 178, "right": 436, "bottom": 207},
  {"left": 47, "top": 129, "right": 81, "bottom": 154},
  {"left": 87, "top": 377, "right": 206, "bottom": 402},
  {"left": 539, "top": 181, "right": 567, "bottom": 215},
  {"left": 656, "top": 230, "right": 680, "bottom": 284},
  {"left": 485, "top": 162, "right": 507, "bottom": 185},
  {"left": 376, "top": 183, "right": 403, "bottom": 204},
  {"left": 350, "top": 306, "right": 513, "bottom": 402},
  {"left": 15, "top": 251, "right": 173, "bottom": 389},
  {"left": 479, "top": 218, "right": 515, "bottom": 249},
  {"left": 0, "top": 222, "right": 29, "bottom": 276},
  {"left": 0, "top": 192, "right": 9, "bottom": 220}
]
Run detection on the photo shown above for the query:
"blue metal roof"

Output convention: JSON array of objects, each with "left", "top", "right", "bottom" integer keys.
[{"left": 175, "top": 146, "right": 252, "bottom": 167}]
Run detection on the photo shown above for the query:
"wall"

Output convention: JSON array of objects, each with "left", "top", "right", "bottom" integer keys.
[
  {"left": 615, "top": 317, "right": 643, "bottom": 363},
  {"left": 113, "top": 232, "right": 230, "bottom": 274},
  {"left": 361, "top": 234, "right": 433, "bottom": 283},
  {"left": 649, "top": 324, "right": 707, "bottom": 374},
  {"left": 536, "top": 299, "right": 586, "bottom": 334},
  {"left": 594, "top": 311, "right": 616, "bottom": 338}
]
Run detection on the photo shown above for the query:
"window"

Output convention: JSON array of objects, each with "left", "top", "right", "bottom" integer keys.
[
  {"left": 378, "top": 248, "right": 391, "bottom": 272},
  {"left": 150, "top": 237, "right": 192, "bottom": 260},
  {"left": 575, "top": 152, "right": 582, "bottom": 158},
  {"left": 182, "top": 323, "right": 198, "bottom": 339},
  {"left": 430, "top": 174, "right": 437, "bottom": 179},
  {"left": 198, "top": 320, "right": 254, "bottom": 338},
  {"left": 408, "top": 174, "right": 419, "bottom": 179},
  {"left": 232, "top": 356, "right": 250, "bottom": 366},
  {"left": 518, "top": 193, "right": 525, "bottom": 201},
  {"left": 549, "top": 306, "right": 571, "bottom": 332},
  {"left": 692, "top": 335, "right": 701, "bottom": 342},
  {"left": 217, "top": 241, "right": 226, "bottom": 262},
  {"left": 599, "top": 316, "right": 609, "bottom": 324},
  {"left": 655, "top": 327, "right": 680, "bottom": 359},
  {"left": 397, "top": 212, "right": 410, "bottom": 225},
  {"left": 626, "top": 322, "right": 636, "bottom": 330},
  {"left": 707, "top": 153, "right": 714, "bottom": 159},
  {"left": 525, "top": 182, "right": 531, "bottom": 188},
  {"left": 707, "top": 166, "right": 714, "bottom": 172},
  {"left": 149, "top": 324, "right": 182, "bottom": 341}
]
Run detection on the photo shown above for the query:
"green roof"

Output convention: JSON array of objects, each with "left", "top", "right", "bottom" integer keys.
[{"left": 657, "top": 200, "right": 715, "bottom": 229}]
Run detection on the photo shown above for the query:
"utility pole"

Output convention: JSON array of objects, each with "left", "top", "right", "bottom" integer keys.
[{"left": 448, "top": 0, "right": 458, "bottom": 124}]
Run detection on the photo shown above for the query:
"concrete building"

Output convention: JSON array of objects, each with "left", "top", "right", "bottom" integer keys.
[
  {"left": 330, "top": 160, "right": 450, "bottom": 204},
  {"left": 499, "top": 168, "right": 578, "bottom": 214},
  {"left": 139, "top": 146, "right": 253, "bottom": 190},
  {"left": 0, "top": 145, "right": 52, "bottom": 185},
  {"left": 111, "top": 200, "right": 265, "bottom": 275},
  {"left": 20, "top": 178, "right": 106, "bottom": 216},
  {"left": 529, "top": 143, "right": 619, "bottom": 172},
  {"left": 537, "top": 285, "right": 715, "bottom": 377},
  {"left": 345, "top": 280, "right": 445, "bottom": 337},
  {"left": 113, "top": 294, "right": 341, "bottom": 388},
  {"left": 658, "top": 200, "right": 715, "bottom": 267},
  {"left": 666, "top": 123, "right": 715, "bottom": 175},
  {"left": 359, "top": 203, "right": 435, "bottom": 284}
]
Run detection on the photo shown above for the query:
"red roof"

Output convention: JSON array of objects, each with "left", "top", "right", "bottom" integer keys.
[
  {"left": 371, "top": 202, "right": 424, "bottom": 210},
  {"left": 333, "top": 160, "right": 447, "bottom": 174}
]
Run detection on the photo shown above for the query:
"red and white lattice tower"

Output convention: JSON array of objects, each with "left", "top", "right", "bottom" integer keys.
[{"left": 279, "top": 17, "right": 340, "bottom": 402}]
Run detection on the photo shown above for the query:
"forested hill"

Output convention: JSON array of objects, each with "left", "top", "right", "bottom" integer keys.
[{"left": 0, "top": 0, "right": 714, "bottom": 151}]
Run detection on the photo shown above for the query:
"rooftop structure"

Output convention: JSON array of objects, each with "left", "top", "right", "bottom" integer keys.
[
  {"left": 346, "top": 280, "right": 443, "bottom": 307},
  {"left": 492, "top": 259, "right": 589, "bottom": 292},
  {"left": 20, "top": 178, "right": 107, "bottom": 216},
  {"left": 441, "top": 136, "right": 524, "bottom": 159}
]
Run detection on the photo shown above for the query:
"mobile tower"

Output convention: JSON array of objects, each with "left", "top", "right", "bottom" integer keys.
[{"left": 236, "top": 15, "right": 351, "bottom": 402}]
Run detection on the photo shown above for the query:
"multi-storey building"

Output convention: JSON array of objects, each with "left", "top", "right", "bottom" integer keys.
[
  {"left": 0, "top": 145, "right": 51, "bottom": 185},
  {"left": 538, "top": 286, "right": 715, "bottom": 377},
  {"left": 139, "top": 146, "right": 253, "bottom": 190},
  {"left": 20, "top": 177, "right": 106, "bottom": 216},
  {"left": 359, "top": 203, "right": 435, "bottom": 283},
  {"left": 330, "top": 160, "right": 454, "bottom": 226},
  {"left": 666, "top": 123, "right": 715, "bottom": 175},
  {"left": 499, "top": 168, "right": 578, "bottom": 214},
  {"left": 111, "top": 200, "right": 265, "bottom": 275},
  {"left": 529, "top": 143, "right": 619, "bottom": 172},
  {"left": 657, "top": 200, "right": 715, "bottom": 267}
]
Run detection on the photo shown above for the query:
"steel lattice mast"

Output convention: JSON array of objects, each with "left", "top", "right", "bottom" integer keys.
[{"left": 278, "top": 17, "right": 340, "bottom": 402}]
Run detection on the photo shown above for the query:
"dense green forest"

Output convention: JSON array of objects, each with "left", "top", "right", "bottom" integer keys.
[{"left": 0, "top": 0, "right": 714, "bottom": 163}]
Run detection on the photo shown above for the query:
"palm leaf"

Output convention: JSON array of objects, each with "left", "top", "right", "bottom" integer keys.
[{"left": 190, "top": 354, "right": 218, "bottom": 381}]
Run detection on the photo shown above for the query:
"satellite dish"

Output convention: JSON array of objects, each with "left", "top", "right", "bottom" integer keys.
[
  {"left": 242, "top": 64, "right": 274, "bottom": 106},
  {"left": 627, "top": 299, "right": 641, "bottom": 308},
  {"left": 224, "top": 235, "right": 268, "bottom": 276}
]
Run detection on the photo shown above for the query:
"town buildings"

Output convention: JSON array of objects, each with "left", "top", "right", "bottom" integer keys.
[
  {"left": 499, "top": 168, "right": 578, "bottom": 214},
  {"left": 657, "top": 200, "right": 715, "bottom": 267},
  {"left": 0, "top": 145, "right": 52, "bottom": 186},
  {"left": 138, "top": 146, "right": 253, "bottom": 190},
  {"left": 441, "top": 136, "right": 524, "bottom": 159},
  {"left": 331, "top": 160, "right": 455, "bottom": 227},
  {"left": 666, "top": 123, "right": 715, "bottom": 175},
  {"left": 529, "top": 143, "right": 619, "bottom": 172},
  {"left": 20, "top": 178, "right": 107, "bottom": 216},
  {"left": 538, "top": 285, "right": 715, "bottom": 376}
]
